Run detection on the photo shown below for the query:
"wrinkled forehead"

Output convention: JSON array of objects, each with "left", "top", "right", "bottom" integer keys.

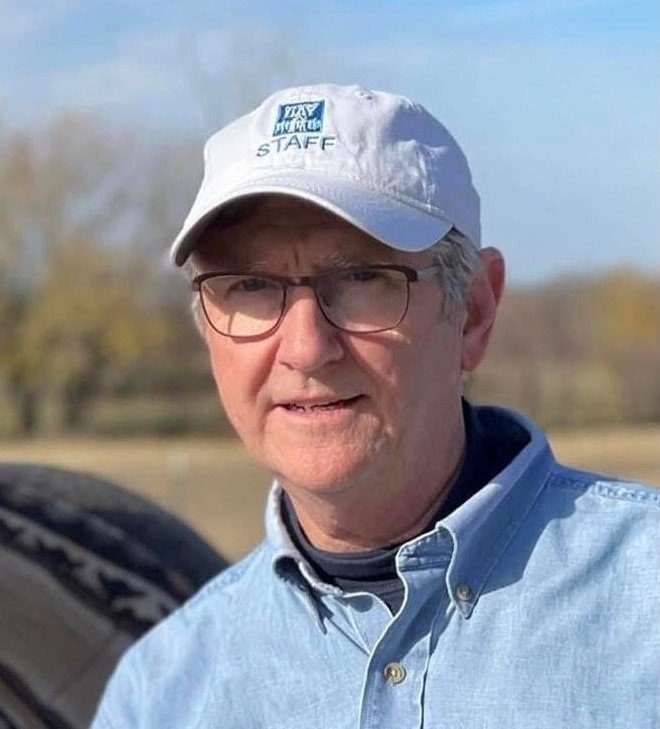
[
  {"left": 229, "top": 194, "right": 342, "bottom": 226},
  {"left": 191, "top": 193, "right": 411, "bottom": 270}
]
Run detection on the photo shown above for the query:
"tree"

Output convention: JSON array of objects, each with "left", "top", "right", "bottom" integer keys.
[
  {"left": 20, "top": 239, "right": 169, "bottom": 430},
  {"left": 0, "top": 115, "right": 170, "bottom": 434}
]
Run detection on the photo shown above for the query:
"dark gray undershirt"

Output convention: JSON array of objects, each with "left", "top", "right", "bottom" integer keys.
[{"left": 282, "top": 400, "right": 530, "bottom": 614}]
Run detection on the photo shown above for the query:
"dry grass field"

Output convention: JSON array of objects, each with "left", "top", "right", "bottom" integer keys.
[{"left": 0, "top": 426, "right": 658, "bottom": 561}]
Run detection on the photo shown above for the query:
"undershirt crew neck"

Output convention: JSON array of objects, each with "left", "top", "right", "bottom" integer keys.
[{"left": 281, "top": 399, "right": 530, "bottom": 614}]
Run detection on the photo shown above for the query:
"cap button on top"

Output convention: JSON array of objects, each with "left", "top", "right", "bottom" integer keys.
[{"left": 456, "top": 584, "right": 472, "bottom": 602}]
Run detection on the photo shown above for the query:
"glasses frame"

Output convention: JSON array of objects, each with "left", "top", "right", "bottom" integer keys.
[{"left": 192, "top": 263, "right": 443, "bottom": 338}]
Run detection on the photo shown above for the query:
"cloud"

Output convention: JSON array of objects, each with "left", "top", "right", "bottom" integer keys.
[
  {"left": 46, "top": 48, "right": 200, "bottom": 132},
  {"left": 25, "top": 16, "right": 373, "bottom": 138},
  {"left": 40, "top": 22, "right": 310, "bottom": 133},
  {"left": 0, "top": 0, "right": 78, "bottom": 46}
]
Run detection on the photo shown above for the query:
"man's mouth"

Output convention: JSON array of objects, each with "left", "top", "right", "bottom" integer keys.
[{"left": 280, "top": 395, "right": 363, "bottom": 412}]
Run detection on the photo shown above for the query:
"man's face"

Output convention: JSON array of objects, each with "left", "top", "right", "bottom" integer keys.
[{"left": 194, "top": 196, "right": 469, "bottom": 497}]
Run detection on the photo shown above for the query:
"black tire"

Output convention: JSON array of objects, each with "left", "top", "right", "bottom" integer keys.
[{"left": 0, "top": 463, "right": 228, "bottom": 729}]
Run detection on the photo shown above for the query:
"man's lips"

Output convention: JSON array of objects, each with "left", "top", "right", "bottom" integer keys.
[{"left": 275, "top": 395, "right": 364, "bottom": 412}]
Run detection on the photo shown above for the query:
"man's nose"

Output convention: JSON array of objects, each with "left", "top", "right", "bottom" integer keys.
[{"left": 274, "top": 286, "right": 344, "bottom": 373}]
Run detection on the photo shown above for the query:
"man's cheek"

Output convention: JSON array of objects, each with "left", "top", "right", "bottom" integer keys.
[{"left": 209, "top": 363, "right": 246, "bottom": 428}]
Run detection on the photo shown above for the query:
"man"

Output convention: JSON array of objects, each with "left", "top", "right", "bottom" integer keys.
[{"left": 91, "top": 84, "right": 659, "bottom": 728}]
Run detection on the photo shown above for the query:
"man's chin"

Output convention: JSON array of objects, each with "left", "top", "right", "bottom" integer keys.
[
  {"left": 272, "top": 452, "right": 377, "bottom": 498},
  {"left": 276, "top": 468, "right": 362, "bottom": 497}
]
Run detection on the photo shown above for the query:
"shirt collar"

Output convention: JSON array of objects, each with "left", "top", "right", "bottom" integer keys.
[
  {"left": 265, "top": 483, "right": 344, "bottom": 598},
  {"left": 265, "top": 405, "right": 555, "bottom": 618},
  {"left": 437, "top": 406, "right": 554, "bottom": 616}
]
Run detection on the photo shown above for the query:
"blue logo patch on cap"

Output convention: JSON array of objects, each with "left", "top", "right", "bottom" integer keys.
[{"left": 273, "top": 100, "right": 325, "bottom": 137}]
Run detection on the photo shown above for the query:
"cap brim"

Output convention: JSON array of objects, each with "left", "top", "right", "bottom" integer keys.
[{"left": 170, "top": 169, "right": 455, "bottom": 266}]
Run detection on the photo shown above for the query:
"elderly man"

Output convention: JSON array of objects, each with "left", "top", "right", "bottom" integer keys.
[{"left": 92, "top": 84, "right": 658, "bottom": 728}]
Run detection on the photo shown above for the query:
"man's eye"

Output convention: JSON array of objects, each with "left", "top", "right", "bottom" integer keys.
[
  {"left": 233, "top": 277, "right": 272, "bottom": 293},
  {"left": 344, "top": 269, "right": 382, "bottom": 283}
]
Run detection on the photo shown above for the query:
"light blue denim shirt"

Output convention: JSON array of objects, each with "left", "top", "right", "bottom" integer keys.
[{"left": 91, "top": 407, "right": 660, "bottom": 728}]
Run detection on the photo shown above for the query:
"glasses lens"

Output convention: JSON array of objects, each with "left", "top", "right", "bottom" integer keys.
[
  {"left": 200, "top": 275, "right": 284, "bottom": 336},
  {"left": 317, "top": 268, "right": 408, "bottom": 332}
]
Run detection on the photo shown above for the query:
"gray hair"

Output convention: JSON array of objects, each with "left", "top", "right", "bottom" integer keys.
[
  {"left": 426, "top": 227, "right": 482, "bottom": 320},
  {"left": 185, "top": 225, "right": 481, "bottom": 336}
]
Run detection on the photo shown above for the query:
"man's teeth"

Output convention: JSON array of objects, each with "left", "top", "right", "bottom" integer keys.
[
  {"left": 288, "top": 401, "right": 342, "bottom": 411},
  {"left": 283, "top": 396, "right": 361, "bottom": 412}
]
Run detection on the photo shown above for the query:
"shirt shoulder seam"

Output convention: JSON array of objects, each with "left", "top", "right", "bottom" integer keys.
[
  {"left": 548, "top": 469, "right": 660, "bottom": 508},
  {"left": 184, "top": 541, "right": 268, "bottom": 610}
]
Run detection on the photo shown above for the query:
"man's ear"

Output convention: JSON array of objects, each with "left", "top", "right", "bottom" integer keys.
[{"left": 460, "top": 247, "right": 505, "bottom": 373}]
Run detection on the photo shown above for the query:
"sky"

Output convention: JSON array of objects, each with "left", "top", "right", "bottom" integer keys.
[{"left": 1, "top": 0, "right": 658, "bottom": 283}]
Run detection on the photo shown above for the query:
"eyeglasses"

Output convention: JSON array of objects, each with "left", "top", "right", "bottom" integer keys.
[{"left": 192, "top": 264, "right": 443, "bottom": 338}]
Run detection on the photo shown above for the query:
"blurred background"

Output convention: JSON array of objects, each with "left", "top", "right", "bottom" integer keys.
[{"left": 1, "top": 0, "right": 659, "bottom": 560}]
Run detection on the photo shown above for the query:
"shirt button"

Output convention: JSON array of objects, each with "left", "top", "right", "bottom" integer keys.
[
  {"left": 456, "top": 584, "right": 472, "bottom": 601},
  {"left": 383, "top": 662, "right": 406, "bottom": 685}
]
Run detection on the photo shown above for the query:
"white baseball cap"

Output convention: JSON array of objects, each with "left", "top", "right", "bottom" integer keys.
[{"left": 171, "top": 83, "right": 480, "bottom": 266}]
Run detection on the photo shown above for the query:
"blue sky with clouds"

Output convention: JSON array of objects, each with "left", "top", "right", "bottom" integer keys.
[{"left": 2, "top": 0, "right": 658, "bottom": 282}]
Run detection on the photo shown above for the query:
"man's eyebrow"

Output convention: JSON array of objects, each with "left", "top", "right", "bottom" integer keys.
[
  {"left": 320, "top": 250, "right": 393, "bottom": 268},
  {"left": 196, "top": 257, "right": 270, "bottom": 272},
  {"left": 197, "top": 242, "right": 398, "bottom": 273},
  {"left": 224, "top": 252, "right": 395, "bottom": 273},
  {"left": 308, "top": 247, "right": 400, "bottom": 270}
]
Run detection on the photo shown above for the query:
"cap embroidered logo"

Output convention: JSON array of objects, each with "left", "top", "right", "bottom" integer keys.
[
  {"left": 257, "top": 98, "right": 335, "bottom": 157},
  {"left": 273, "top": 100, "right": 325, "bottom": 136}
]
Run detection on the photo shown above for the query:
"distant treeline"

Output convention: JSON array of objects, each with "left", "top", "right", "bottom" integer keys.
[
  {"left": 1, "top": 115, "right": 658, "bottom": 436},
  {"left": 470, "top": 270, "right": 660, "bottom": 427}
]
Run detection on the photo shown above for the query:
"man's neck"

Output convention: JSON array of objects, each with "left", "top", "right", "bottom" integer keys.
[{"left": 282, "top": 417, "right": 466, "bottom": 553}]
